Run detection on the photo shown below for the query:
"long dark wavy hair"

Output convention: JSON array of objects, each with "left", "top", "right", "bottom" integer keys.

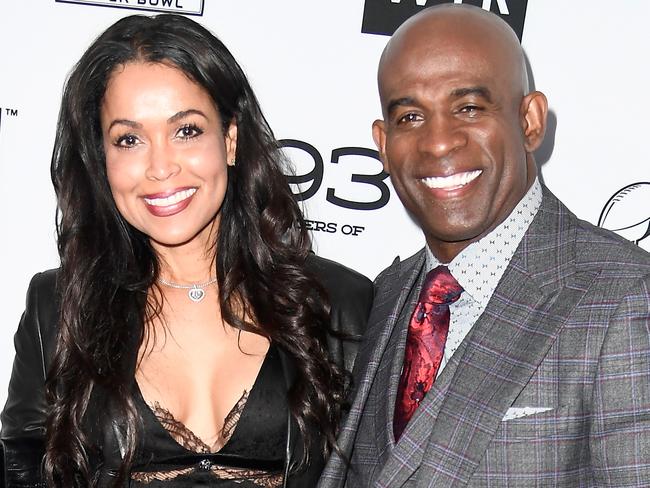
[{"left": 46, "top": 13, "right": 345, "bottom": 486}]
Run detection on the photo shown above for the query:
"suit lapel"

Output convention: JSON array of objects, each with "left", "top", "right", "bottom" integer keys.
[
  {"left": 318, "top": 251, "right": 427, "bottom": 486},
  {"left": 374, "top": 266, "right": 425, "bottom": 462},
  {"left": 374, "top": 338, "right": 470, "bottom": 487},
  {"left": 353, "top": 251, "right": 426, "bottom": 445}
]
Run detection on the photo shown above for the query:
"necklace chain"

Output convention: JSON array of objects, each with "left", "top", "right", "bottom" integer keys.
[
  {"left": 157, "top": 276, "right": 217, "bottom": 303},
  {"left": 157, "top": 276, "right": 217, "bottom": 289}
]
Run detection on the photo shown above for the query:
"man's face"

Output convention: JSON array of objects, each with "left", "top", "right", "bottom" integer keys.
[{"left": 374, "top": 17, "right": 542, "bottom": 262}]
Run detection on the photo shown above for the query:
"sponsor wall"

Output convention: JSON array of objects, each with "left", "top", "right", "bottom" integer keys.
[{"left": 0, "top": 0, "right": 648, "bottom": 407}]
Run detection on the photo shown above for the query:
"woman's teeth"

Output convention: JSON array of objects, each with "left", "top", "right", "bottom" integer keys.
[{"left": 144, "top": 188, "right": 197, "bottom": 206}]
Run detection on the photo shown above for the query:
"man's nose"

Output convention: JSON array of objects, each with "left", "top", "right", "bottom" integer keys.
[{"left": 417, "top": 114, "right": 467, "bottom": 159}]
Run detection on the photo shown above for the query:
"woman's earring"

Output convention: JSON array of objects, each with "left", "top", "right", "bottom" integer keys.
[{"left": 229, "top": 159, "right": 236, "bottom": 167}]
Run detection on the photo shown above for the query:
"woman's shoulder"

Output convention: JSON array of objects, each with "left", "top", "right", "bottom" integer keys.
[
  {"left": 21, "top": 268, "right": 60, "bottom": 346},
  {"left": 24, "top": 268, "right": 60, "bottom": 313},
  {"left": 27, "top": 268, "right": 59, "bottom": 292},
  {"left": 305, "top": 254, "right": 373, "bottom": 372},
  {"left": 305, "top": 253, "right": 373, "bottom": 302}
]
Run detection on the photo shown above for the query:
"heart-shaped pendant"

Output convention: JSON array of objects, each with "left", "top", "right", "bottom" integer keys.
[{"left": 188, "top": 287, "right": 206, "bottom": 302}]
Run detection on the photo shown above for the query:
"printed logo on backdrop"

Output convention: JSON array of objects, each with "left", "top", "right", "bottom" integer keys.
[
  {"left": 280, "top": 139, "right": 390, "bottom": 239},
  {"left": 362, "top": 0, "right": 528, "bottom": 41},
  {"left": 598, "top": 182, "right": 650, "bottom": 250},
  {"left": 55, "top": 0, "right": 204, "bottom": 16}
]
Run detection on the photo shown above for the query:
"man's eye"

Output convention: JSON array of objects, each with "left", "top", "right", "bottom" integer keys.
[
  {"left": 177, "top": 124, "right": 204, "bottom": 139},
  {"left": 115, "top": 134, "right": 139, "bottom": 148},
  {"left": 459, "top": 105, "right": 483, "bottom": 116},
  {"left": 397, "top": 113, "right": 422, "bottom": 124}
]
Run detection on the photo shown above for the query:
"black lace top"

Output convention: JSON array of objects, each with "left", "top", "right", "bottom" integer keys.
[{"left": 130, "top": 344, "right": 287, "bottom": 487}]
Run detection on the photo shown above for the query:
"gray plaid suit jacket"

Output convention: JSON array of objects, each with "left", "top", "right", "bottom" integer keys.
[{"left": 319, "top": 187, "right": 650, "bottom": 487}]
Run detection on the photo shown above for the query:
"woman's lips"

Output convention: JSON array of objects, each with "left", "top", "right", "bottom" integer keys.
[{"left": 143, "top": 187, "right": 197, "bottom": 217}]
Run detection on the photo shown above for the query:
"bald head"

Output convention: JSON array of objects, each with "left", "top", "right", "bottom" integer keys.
[{"left": 378, "top": 5, "right": 529, "bottom": 112}]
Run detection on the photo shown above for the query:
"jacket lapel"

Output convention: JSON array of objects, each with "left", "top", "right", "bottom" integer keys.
[
  {"left": 318, "top": 251, "right": 426, "bottom": 486},
  {"left": 373, "top": 265, "right": 425, "bottom": 462},
  {"left": 374, "top": 338, "right": 470, "bottom": 488},
  {"left": 366, "top": 252, "right": 427, "bottom": 454}
]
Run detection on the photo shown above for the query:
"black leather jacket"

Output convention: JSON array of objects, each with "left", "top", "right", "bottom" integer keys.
[{"left": 1, "top": 254, "right": 373, "bottom": 487}]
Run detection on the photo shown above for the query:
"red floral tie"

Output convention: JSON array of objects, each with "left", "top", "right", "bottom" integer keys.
[{"left": 393, "top": 265, "right": 463, "bottom": 441}]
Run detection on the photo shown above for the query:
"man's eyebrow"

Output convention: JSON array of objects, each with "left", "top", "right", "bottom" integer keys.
[
  {"left": 386, "top": 97, "right": 417, "bottom": 117},
  {"left": 168, "top": 109, "right": 208, "bottom": 124},
  {"left": 385, "top": 87, "right": 493, "bottom": 117},
  {"left": 451, "top": 86, "right": 493, "bottom": 102}
]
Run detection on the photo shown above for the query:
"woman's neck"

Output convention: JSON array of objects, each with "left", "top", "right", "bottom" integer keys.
[{"left": 153, "top": 238, "right": 217, "bottom": 284}]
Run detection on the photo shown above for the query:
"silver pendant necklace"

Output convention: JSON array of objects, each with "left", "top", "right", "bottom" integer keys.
[{"left": 157, "top": 276, "right": 217, "bottom": 303}]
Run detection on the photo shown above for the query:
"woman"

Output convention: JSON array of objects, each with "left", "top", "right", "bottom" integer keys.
[{"left": 1, "top": 14, "right": 372, "bottom": 487}]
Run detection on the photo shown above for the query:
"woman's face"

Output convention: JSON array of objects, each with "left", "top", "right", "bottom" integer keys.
[{"left": 101, "top": 62, "right": 237, "bottom": 250}]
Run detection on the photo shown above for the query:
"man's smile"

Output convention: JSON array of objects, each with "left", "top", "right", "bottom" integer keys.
[{"left": 420, "top": 169, "right": 482, "bottom": 190}]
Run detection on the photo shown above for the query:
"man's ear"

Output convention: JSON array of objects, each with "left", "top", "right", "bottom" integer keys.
[
  {"left": 225, "top": 120, "right": 238, "bottom": 166},
  {"left": 372, "top": 119, "right": 389, "bottom": 173},
  {"left": 520, "top": 91, "right": 548, "bottom": 153}
]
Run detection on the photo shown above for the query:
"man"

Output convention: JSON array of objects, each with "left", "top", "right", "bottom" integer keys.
[{"left": 319, "top": 4, "right": 650, "bottom": 487}]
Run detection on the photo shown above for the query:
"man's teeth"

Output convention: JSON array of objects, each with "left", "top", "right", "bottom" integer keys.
[
  {"left": 421, "top": 170, "right": 482, "bottom": 189},
  {"left": 144, "top": 188, "right": 197, "bottom": 207}
]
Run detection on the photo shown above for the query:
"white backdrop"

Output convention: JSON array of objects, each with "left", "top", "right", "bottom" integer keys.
[{"left": 1, "top": 0, "right": 649, "bottom": 409}]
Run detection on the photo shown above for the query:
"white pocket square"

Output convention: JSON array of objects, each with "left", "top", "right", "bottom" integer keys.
[{"left": 502, "top": 407, "right": 553, "bottom": 421}]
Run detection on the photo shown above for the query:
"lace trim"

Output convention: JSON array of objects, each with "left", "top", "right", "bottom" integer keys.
[
  {"left": 132, "top": 465, "right": 283, "bottom": 487},
  {"left": 221, "top": 390, "right": 248, "bottom": 444},
  {"left": 132, "top": 390, "right": 283, "bottom": 486},
  {"left": 151, "top": 390, "right": 249, "bottom": 452}
]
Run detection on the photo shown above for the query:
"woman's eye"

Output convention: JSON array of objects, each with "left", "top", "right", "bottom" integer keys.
[
  {"left": 115, "top": 134, "right": 139, "bottom": 148},
  {"left": 177, "top": 124, "right": 203, "bottom": 139}
]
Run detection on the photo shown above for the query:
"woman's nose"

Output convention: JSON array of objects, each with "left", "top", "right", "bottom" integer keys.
[{"left": 145, "top": 142, "right": 181, "bottom": 182}]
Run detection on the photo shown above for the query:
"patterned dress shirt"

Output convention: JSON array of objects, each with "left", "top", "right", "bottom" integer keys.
[{"left": 425, "top": 178, "right": 542, "bottom": 375}]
